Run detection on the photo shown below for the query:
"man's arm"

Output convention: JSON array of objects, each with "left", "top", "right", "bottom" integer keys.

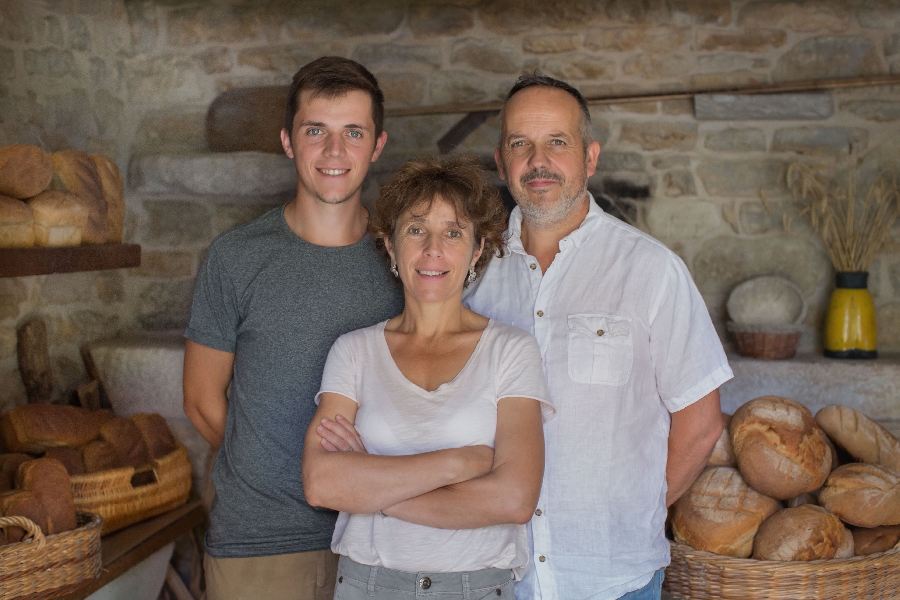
[
  {"left": 183, "top": 339, "right": 234, "bottom": 452},
  {"left": 666, "top": 388, "right": 724, "bottom": 506}
]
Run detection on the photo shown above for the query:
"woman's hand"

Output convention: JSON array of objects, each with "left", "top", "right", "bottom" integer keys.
[{"left": 317, "top": 414, "right": 367, "bottom": 453}]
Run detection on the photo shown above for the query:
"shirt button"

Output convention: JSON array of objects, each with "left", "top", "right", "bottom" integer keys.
[
  {"left": 539, "top": 555, "right": 546, "bottom": 562},
  {"left": 536, "top": 310, "right": 544, "bottom": 317},
  {"left": 535, "top": 509, "right": 542, "bottom": 516},
  {"left": 530, "top": 263, "right": 537, "bottom": 270},
  {"left": 597, "top": 329, "right": 604, "bottom": 336}
]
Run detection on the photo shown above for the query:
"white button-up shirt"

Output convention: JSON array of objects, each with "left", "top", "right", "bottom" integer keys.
[{"left": 464, "top": 198, "right": 733, "bottom": 600}]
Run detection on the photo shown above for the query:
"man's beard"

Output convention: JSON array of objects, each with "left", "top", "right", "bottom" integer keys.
[{"left": 513, "top": 168, "right": 588, "bottom": 229}]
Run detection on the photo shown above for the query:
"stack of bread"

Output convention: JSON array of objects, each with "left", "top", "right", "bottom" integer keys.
[
  {"left": 0, "top": 144, "right": 124, "bottom": 248},
  {"left": 671, "top": 395, "right": 900, "bottom": 561},
  {"left": 0, "top": 404, "right": 177, "bottom": 545}
]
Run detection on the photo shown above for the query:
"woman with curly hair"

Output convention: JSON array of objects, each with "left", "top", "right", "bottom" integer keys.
[{"left": 302, "top": 154, "right": 553, "bottom": 599}]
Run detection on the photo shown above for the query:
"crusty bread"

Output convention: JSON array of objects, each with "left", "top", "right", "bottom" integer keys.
[
  {"left": 90, "top": 154, "right": 124, "bottom": 243},
  {"left": 49, "top": 150, "right": 108, "bottom": 244},
  {"left": 851, "top": 524, "right": 900, "bottom": 556},
  {"left": 815, "top": 405, "right": 900, "bottom": 474},
  {"left": 672, "top": 467, "right": 781, "bottom": 557},
  {"left": 0, "top": 490, "right": 49, "bottom": 542},
  {"left": 1, "top": 404, "right": 100, "bottom": 454},
  {"left": 16, "top": 458, "right": 76, "bottom": 534},
  {"left": 0, "top": 194, "right": 35, "bottom": 248},
  {"left": 707, "top": 413, "right": 736, "bottom": 468},
  {"left": 0, "top": 144, "right": 53, "bottom": 199},
  {"left": 835, "top": 526, "right": 855, "bottom": 559},
  {"left": 100, "top": 417, "right": 151, "bottom": 468},
  {"left": 0, "top": 453, "right": 33, "bottom": 492},
  {"left": 730, "top": 396, "right": 831, "bottom": 500},
  {"left": 787, "top": 491, "right": 819, "bottom": 508},
  {"left": 43, "top": 446, "right": 85, "bottom": 476},
  {"left": 26, "top": 190, "right": 89, "bottom": 247},
  {"left": 82, "top": 439, "right": 124, "bottom": 472},
  {"left": 819, "top": 463, "right": 900, "bottom": 527},
  {"left": 129, "top": 413, "right": 177, "bottom": 460},
  {"left": 753, "top": 504, "right": 848, "bottom": 561},
  {"left": 94, "top": 409, "right": 115, "bottom": 425}
]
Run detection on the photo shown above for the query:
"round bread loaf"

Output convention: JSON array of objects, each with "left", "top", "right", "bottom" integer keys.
[
  {"left": 835, "top": 526, "right": 855, "bottom": 559},
  {"left": 730, "top": 396, "right": 831, "bottom": 500},
  {"left": 672, "top": 466, "right": 780, "bottom": 557},
  {"left": 851, "top": 524, "right": 900, "bottom": 556},
  {"left": 753, "top": 504, "right": 848, "bottom": 561},
  {"left": 49, "top": 150, "right": 108, "bottom": 244},
  {"left": 707, "top": 413, "right": 736, "bottom": 468},
  {"left": 815, "top": 405, "right": 900, "bottom": 474},
  {"left": 26, "top": 190, "right": 88, "bottom": 247},
  {"left": 819, "top": 463, "right": 900, "bottom": 527},
  {"left": 0, "top": 144, "right": 52, "bottom": 199},
  {"left": 0, "top": 194, "right": 35, "bottom": 248}
]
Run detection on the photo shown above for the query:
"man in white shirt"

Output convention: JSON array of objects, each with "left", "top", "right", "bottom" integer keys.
[{"left": 464, "top": 75, "right": 733, "bottom": 600}]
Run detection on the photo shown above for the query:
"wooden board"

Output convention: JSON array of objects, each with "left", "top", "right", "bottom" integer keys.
[{"left": 0, "top": 243, "right": 141, "bottom": 278}]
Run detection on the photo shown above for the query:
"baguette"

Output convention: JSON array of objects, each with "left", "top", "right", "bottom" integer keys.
[{"left": 815, "top": 405, "right": 900, "bottom": 473}]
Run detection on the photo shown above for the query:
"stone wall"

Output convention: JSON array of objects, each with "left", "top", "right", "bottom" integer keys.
[{"left": 2, "top": 0, "right": 900, "bottom": 410}]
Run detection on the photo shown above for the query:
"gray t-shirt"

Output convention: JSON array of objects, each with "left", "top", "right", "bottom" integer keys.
[{"left": 185, "top": 206, "right": 403, "bottom": 558}]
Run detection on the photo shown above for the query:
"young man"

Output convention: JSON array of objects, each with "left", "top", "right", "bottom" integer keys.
[
  {"left": 464, "top": 75, "right": 732, "bottom": 600},
  {"left": 183, "top": 57, "right": 403, "bottom": 600}
]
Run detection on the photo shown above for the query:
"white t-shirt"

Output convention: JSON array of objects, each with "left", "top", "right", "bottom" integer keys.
[
  {"left": 316, "top": 319, "right": 554, "bottom": 577},
  {"left": 464, "top": 198, "right": 733, "bottom": 600}
]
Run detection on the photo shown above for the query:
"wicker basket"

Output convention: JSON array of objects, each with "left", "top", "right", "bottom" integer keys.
[
  {"left": 70, "top": 445, "right": 192, "bottom": 535},
  {"left": 0, "top": 513, "right": 102, "bottom": 600},
  {"left": 731, "top": 329, "right": 801, "bottom": 360},
  {"left": 665, "top": 540, "right": 900, "bottom": 599}
]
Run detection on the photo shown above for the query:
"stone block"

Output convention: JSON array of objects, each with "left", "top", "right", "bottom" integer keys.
[
  {"left": 704, "top": 128, "right": 766, "bottom": 152},
  {"left": 840, "top": 100, "right": 900, "bottom": 122},
  {"left": 622, "top": 53, "right": 691, "bottom": 79},
  {"left": 479, "top": 0, "right": 603, "bottom": 34},
  {"left": 23, "top": 48, "right": 77, "bottom": 78},
  {"left": 771, "top": 126, "right": 868, "bottom": 155},
  {"left": 647, "top": 199, "right": 722, "bottom": 245},
  {"left": 0, "top": 369, "right": 27, "bottom": 412},
  {"left": 94, "top": 272, "right": 125, "bottom": 305},
  {"left": 65, "top": 15, "right": 91, "bottom": 51},
  {"left": 605, "top": 0, "right": 672, "bottom": 23},
  {"left": 0, "top": 47, "right": 12, "bottom": 78},
  {"left": 696, "top": 53, "right": 762, "bottom": 73},
  {"left": 409, "top": 4, "right": 475, "bottom": 37},
  {"left": 134, "top": 110, "right": 207, "bottom": 155},
  {"left": 890, "top": 262, "right": 900, "bottom": 297},
  {"left": 124, "top": 0, "right": 158, "bottom": 54},
  {"left": 44, "top": 15, "right": 64, "bottom": 46},
  {"left": 596, "top": 102, "right": 657, "bottom": 115},
  {"left": 739, "top": 201, "right": 791, "bottom": 235},
  {"left": 738, "top": 1, "right": 852, "bottom": 33},
  {"left": 132, "top": 153, "right": 297, "bottom": 197},
  {"left": 887, "top": 33, "right": 900, "bottom": 57},
  {"left": 39, "top": 273, "right": 95, "bottom": 304},
  {"left": 212, "top": 204, "right": 280, "bottom": 238},
  {"left": 694, "top": 92, "right": 833, "bottom": 120},
  {"left": 663, "top": 170, "right": 697, "bottom": 197},
  {"left": 696, "top": 27, "right": 786, "bottom": 51},
  {"left": 696, "top": 158, "right": 786, "bottom": 198},
  {"left": 542, "top": 53, "right": 616, "bottom": 81},
  {"left": 668, "top": 0, "right": 733, "bottom": 25},
  {"left": 135, "top": 251, "right": 194, "bottom": 278},
  {"left": 141, "top": 200, "right": 211, "bottom": 247},
  {"left": 0, "top": 279, "right": 27, "bottom": 320},
  {"left": 523, "top": 33, "right": 580, "bottom": 54},
  {"left": 856, "top": 2, "right": 900, "bottom": 29},
  {"left": 597, "top": 151, "right": 646, "bottom": 173},
  {"left": 879, "top": 301, "right": 900, "bottom": 347},
  {"left": 619, "top": 121, "right": 697, "bottom": 151},
  {"left": 200, "top": 48, "right": 232, "bottom": 74},
  {"left": 352, "top": 43, "right": 442, "bottom": 72},
  {"left": 0, "top": 1, "right": 36, "bottom": 43},
  {"left": 661, "top": 99, "right": 693, "bottom": 115},
  {"left": 428, "top": 70, "right": 507, "bottom": 105},
  {"left": 585, "top": 26, "right": 688, "bottom": 53},
  {"left": 379, "top": 72, "right": 426, "bottom": 108},
  {"left": 773, "top": 36, "right": 882, "bottom": 82},
  {"left": 652, "top": 156, "right": 690, "bottom": 169},
  {"left": 0, "top": 327, "right": 16, "bottom": 360},
  {"left": 166, "top": 5, "right": 269, "bottom": 45},
  {"left": 136, "top": 280, "right": 194, "bottom": 331},
  {"left": 92, "top": 89, "right": 124, "bottom": 140},
  {"left": 689, "top": 70, "right": 767, "bottom": 90},
  {"left": 451, "top": 40, "right": 520, "bottom": 74},
  {"left": 283, "top": 1, "right": 405, "bottom": 37},
  {"left": 126, "top": 55, "right": 202, "bottom": 104}
]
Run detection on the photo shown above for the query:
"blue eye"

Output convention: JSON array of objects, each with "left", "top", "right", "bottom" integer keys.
[
  {"left": 348, "top": 130, "right": 362, "bottom": 139},
  {"left": 448, "top": 230, "right": 461, "bottom": 238},
  {"left": 551, "top": 139, "right": 565, "bottom": 146},
  {"left": 308, "top": 128, "right": 322, "bottom": 136},
  {"left": 408, "top": 227, "right": 422, "bottom": 235}
]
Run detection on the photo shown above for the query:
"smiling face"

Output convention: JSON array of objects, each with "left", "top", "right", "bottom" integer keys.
[
  {"left": 280, "top": 89, "right": 387, "bottom": 207},
  {"left": 385, "top": 197, "right": 484, "bottom": 305},
  {"left": 496, "top": 86, "right": 600, "bottom": 230}
]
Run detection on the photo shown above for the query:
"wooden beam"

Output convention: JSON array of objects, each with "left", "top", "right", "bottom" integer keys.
[
  {"left": 437, "top": 110, "right": 499, "bottom": 154},
  {"left": 0, "top": 243, "right": 141, "bottom": 278}
]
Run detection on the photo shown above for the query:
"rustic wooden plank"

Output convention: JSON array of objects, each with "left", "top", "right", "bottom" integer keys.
[
  {"left": 0, "top": 243, "right": 141, "bottom": 278},
  {"left": 437, "top": 110, "right": 499, "bottom": 154},
  {"left": 17, "top": 317, "right": 53, "bottom": 403}
]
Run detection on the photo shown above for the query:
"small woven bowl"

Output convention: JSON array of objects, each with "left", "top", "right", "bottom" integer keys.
[{"left": 727, "top": 323, "right": 801, "bottom": 360}]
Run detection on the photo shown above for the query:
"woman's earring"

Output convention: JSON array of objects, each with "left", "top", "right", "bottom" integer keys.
[
  {"left": 468, "top": 268, "right": 477, "bottom": 283},
  {"left": 390, "top": 262, "right": 399, "bottom": 277}
]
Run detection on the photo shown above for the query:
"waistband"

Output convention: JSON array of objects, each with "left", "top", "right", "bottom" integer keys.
[{"left": 337, "top": 556, "right": 513, "bottom": 595}]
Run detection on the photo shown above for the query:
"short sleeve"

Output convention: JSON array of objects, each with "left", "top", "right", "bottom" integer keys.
[
  {"left": 184, "top": 243, "right": 240, "bottom": 352},
  {"left": 497, "top": 331, "right": 555, "bottom": 423},
  {"left": 315, "top": 334, "right": 359, "bottom": 406},
  {"left": 649, "top": 253, "right": 733, "bottom": 413}
]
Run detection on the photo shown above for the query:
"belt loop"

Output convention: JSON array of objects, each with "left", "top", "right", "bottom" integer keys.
[
  {"left": 367, "top": 565, "right": 378, "bottom": 596},
  {"left": 462, "top": 572, "right": 470, "bottom": 600}
]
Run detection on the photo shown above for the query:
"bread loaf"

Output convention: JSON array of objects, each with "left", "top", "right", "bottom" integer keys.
[
  {"left": 94, "top": 409, "right": 115, "bottom": 425},
  {"left": 730, "top": 396, "right": 831, "bottom": 500},
  {"left": 16, "top": 458, "right": 77, "bottom": 534},
  {"left": 707, "top": 413, "right": 736, "bottom": 468},
  {"left": 100, "top": 417, "right": 151, "bottom": 468},
  {"left": 26, "top": 190, "right": 89, "bottom": 247},
  {"left": 1, "top": 404, "right": 100, "bottom": 454},
  {"left": 819, "top": 463, "right": 900, "bottom": 527},
  {"left": 835, "top": 525, "right": 855, "bottom": 559},
  {"left": 49, "top": 150, "right": 108, "bottom": 244},
  {"left": 0, "top": 453, "right": 33, "bottom": 492},
  {"left": 0, "top": 144, "right": 53, "bottom": 199},
  {"left": 0, "top": 194, "right": 35, "bottom": 248},
  {"left": 753, "top": 504, "right": 849, "bottom": 561},
  {"left": 0, "top": 490, "right": 49, "bottom": 542},
  {"left": 787, "top": 491, "right": 819, "bottom": 508},
  {"left": 130, "top": 413, "right": 177, "bottom": 459},
  {"left": 851, "top": 524, "right": 900, "bottom": 556},
  {"left": 82, "top": 439, "right": 124, "bottom": 472},
  {"left": 815, "top": 405, "right": 900, "bottom": 474},
  {"left": 43, "top": 446, "right": 85, "bottom": 476},
  {"left": 90, "top": 154, "right": 124, "bottom": 243},
  {"left": 672, "top": 467, "right": 780, "bottom": 557}
]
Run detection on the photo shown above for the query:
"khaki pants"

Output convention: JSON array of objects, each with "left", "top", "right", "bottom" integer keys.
[{"left": 204, "top": 549, "right": 339, "bottom": 600}]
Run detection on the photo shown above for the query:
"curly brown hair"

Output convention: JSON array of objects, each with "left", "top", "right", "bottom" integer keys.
[{"left": 370, "top": 154, "right": 508, "bottom": 279}]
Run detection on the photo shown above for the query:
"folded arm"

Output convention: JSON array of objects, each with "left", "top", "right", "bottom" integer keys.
[
  {"left": 183, "top": 339, "right": 233, "bottom": 452},
  {"left": 666, "top": 388, "right": 724, "bottom": 506},
  {"left": 302, "top": 392, "right": 494, "bottom": 514}
]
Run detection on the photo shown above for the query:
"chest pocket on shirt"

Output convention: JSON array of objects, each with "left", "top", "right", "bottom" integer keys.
[{"left": 567, "top": 314, "right": 634, "bottom": 386}]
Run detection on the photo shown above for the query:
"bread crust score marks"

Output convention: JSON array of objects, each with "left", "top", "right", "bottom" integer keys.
[
  {"left": 819, "top": 462, "right": 900, "bottom": 527},
  {"left": 816, "top": 405, "right": 900, "bottom": 474}
]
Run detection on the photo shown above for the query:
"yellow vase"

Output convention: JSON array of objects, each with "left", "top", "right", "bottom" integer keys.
[{"left": 824, "top": 272, "right": 877, "bottom": 359}]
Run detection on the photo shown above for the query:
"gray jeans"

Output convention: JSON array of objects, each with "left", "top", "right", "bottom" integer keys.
[{"left": 334, "top": 556, "right": 514, "bottom": 600}]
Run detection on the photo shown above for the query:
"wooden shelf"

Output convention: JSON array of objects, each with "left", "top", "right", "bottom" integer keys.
[{"left": 0, "top": 243, "right": 141, "bottom": 277}]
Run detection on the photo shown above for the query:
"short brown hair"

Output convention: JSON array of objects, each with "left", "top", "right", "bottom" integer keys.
[
  {"left": 370, "top": 154, "right": 507, "bottom": 280},
  {"left": 284, "top": 56, "right": 384, "bottom": 139}
]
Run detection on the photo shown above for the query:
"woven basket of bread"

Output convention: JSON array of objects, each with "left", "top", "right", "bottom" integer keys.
[
  {"left": 0, "top": 512, "right": 102, "bottom": 600},
  {"left": 70, "top": 445, "right": 191, "bottom": 535},
  {"left": 666, "top": 539, "right": 900, "bottom": 599}
]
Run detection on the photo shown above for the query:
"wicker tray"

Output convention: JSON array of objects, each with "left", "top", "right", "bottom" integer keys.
[
  {"left": 0, "top": 512, "right": 102, "bottom": 600},
  {"left": 70, "top": 445, "right": 192, "bottom": 535},
  {"left": 666, "top": 540, "right": 900, "bottom": 599}
]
